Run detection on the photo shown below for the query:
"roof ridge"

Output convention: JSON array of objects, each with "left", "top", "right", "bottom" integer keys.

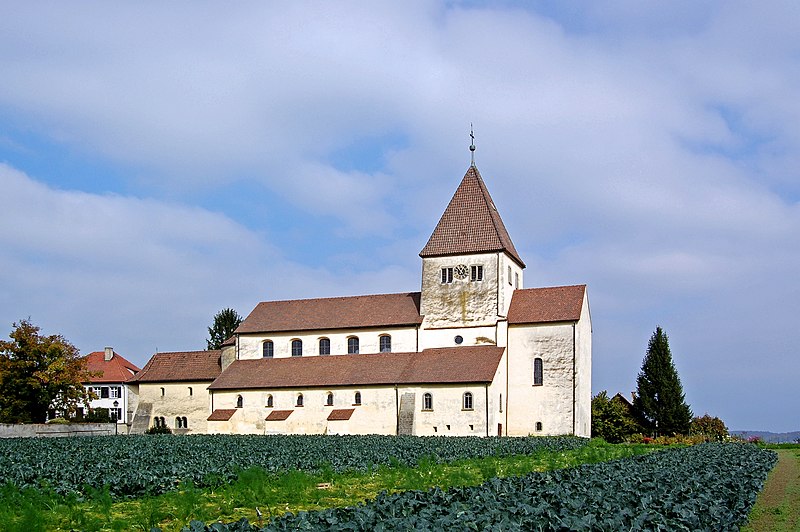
[{"left": 252, "top": 291, "right": 421, "bottom": 305}]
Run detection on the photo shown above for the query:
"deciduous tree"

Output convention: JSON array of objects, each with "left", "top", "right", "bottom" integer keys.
[
  {"left": 691, "top": 414, "right": 728, "bottom": 441},
  {"left": 591, "top": 391, "right": 640, "bottom": 443},
  {"left": 632, "top": 326, "right": 693, "bottom": 436},
  {"left": 0, "top": 319, "right": 94, "bottom": 423},
  {"left": 206, "top": 308, "right": 242, "bottom": 350}
]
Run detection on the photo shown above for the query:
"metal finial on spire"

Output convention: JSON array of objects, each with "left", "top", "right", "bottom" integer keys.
[{"left": 469, "top": 123, "right": 476, "bottom": 166}]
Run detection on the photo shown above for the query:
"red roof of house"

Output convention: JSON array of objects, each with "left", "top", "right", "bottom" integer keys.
[
  {"left": 128, "top": 350, "right": 222, "bottom": 383},
  {"left": 327, "top": 408, "right": 355, "bottom": 421},
  {"left": 507, "top": 285, "right": 586, "bottom": 324},
  {"left": 207, "top": 409, "right": 237, "bottom": 421},
  {"left": 208, "top": 345, "right": 505, "bottom": 390},
  {"left": 82, "top": 350, "right": 140, "bottom": 383},
  {"left": 420, "top": 166, "right": 524, "bottom": 267},
  {"left": 266, "top": 409, "right": 293, "bottom": 421},
  {"left": 236, "top": 292, "right": 422, "bottom": 334}
]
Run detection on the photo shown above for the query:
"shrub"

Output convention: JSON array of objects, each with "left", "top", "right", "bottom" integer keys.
[{"left": 145, "top": 425, "right": 173, "bottom": 435}]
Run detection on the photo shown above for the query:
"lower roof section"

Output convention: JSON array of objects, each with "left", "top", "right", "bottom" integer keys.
[
  {"left": 207, "top": 408, "right": 237, "bottom": 421},
  {"left": 208, "top": 345, "right": 505, "bottom": 391}
]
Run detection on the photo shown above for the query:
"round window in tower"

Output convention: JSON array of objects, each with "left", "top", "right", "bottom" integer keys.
[{"left": 454, "top": 335, "right": 463, "bottom": 345}]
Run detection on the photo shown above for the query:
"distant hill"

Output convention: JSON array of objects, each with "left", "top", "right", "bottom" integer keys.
[{"left": 731, "top": 430, "right": 800, "bottom": 443}]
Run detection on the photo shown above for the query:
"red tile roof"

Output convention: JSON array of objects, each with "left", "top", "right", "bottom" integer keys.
[
  {"left": 236, "top": 292, "right": 422, "bottom": 334},
  {"left": 327, "top": 408, "right": 355, "bottom": 421},
  {"left": 420, "top": 166, "right": 524, "bottom": 267},
  {"left": 207, "top": 409, "right": 237, "bottom": 421},
  {"left": 266, "top": 409, "right": 293, "bottom": 421},
  {"left": 507, "top": 285, "right": 586, "bottom": 324},
  {"left": 128, "top": 350, "right": 222, "bottom": 383},
  {"left": 208, "top": 346, "right": 505, "bottom": 390},
  {"left": 82, "top": 351, "right": 140, "bottom": 383}
]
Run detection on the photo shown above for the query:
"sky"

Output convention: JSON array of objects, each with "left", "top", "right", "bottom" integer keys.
[{"left": 0, "top": 1, "right": 798, "bottom": 433}]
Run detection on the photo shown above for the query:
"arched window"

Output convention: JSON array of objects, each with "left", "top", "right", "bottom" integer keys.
[
  {"left": 296, "top": 393, "right": 304, "bottom": 407},
  {"left": 182, "top": 416, "right": 188, "bottom": 428},
  {"left": 354, "top": 391, "right": 362, "bottom": 405},
  {"left": 291, "top": 339, "right": 303, "bottom": 357},
  {"left": 422, "top": 392, "right": 433, "bottom": 411},
  {"left": 536, "top": 422, "right": 543, "bottom": 432},
  {"left": 176, "top": 417, "right": 182, "bottom": 428},
  {"left": 463, "top": 392, "right": 473, "bottom": 410},
  {"left": 236, "top": 395, "right": 243, "bottom": 408},
  {"left": 266, "top": 395, "right": 273, "bottom": 408},
  {"left": 319, "top": 338, "right": 330, "bottom": 355},
  {"left": 379, "top": 335, "right": 391, "bottom": 353},
  {"left": 263, "top": 340, "right": 274, "bottom": 358},
  {"left": 347, "top": 336, "right": 359, "bottom": 354},
  {"left": 326, "top": 392, "right": 334, "bottom": 406},
  {"left": 160, "top": 387, "right": 165, "bottom": 397},
  {"left": 188, "top": 387, "right": 193, "bottom": 396},
  {"left": 533, "top": 358, "right": 543, "bottom": 386}
]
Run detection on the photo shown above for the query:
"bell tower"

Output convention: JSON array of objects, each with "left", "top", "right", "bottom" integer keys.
[{"left": 419, "top": 164, "right": 525, "bottom": 333}]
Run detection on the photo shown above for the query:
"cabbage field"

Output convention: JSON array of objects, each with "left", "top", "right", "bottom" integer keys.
[
  {"left": 0, "top": 435, "right": 776, "bottom": 530},
  {"left": 183, "top": 443, "right": 777, "bottom": 531},
  {"left": 0, "top": 433, "right": 585, "bottom": 497}
]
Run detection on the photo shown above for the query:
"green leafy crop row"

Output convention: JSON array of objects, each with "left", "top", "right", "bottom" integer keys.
[
  {"left": 181, "top": 443, "right": 776, "bottom": 531},
  {"left": 0, "top": 434, "right": 585, "bottom": 497}
]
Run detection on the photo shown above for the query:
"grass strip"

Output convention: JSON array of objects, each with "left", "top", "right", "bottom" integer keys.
[{"left": 742, "top": 447, "right": 800, "bottom": 532}]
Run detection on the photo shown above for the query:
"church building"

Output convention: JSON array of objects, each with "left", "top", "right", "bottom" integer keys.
[{"left": 130, "top": 161, "right": 592, "bottom": 437}]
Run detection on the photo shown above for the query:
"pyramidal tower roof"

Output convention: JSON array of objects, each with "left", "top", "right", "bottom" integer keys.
[{"left": 420, "top": 165, "right": 525, "bottom": 267}]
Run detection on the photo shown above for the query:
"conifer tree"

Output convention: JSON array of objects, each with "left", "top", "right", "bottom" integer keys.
[
  {"left": 206, "top": 308, "right": 242, "bottom": 350},
  {"left": 632, "top": 326, "right": 693, "bottom": 436}
]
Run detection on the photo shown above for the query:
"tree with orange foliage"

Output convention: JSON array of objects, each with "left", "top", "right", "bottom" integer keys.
[{"left": 0, "top": 319, "right": 95, "bottom": 423}]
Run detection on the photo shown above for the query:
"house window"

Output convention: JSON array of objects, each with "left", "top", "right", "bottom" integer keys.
[
  {"left": 266, "top": 395, "right": 273, "bottom": 408},
  {"left": 422, "top": 392, "right": 433, "bottom": 411},
  {"left": 319, "top": 338, "right": 330, "bottom": 355},
  {"left": 92, "top": 386, "right": 101, "bottom": 397},
  {"left": 100, "top": 387, "right": 109, "bottom": 399},
  {"left": 534, "top": 358, "right": 543, "bottom": 386},
  {"left": 354, "top": 391, "right": 361, "bottom": 405},
  {"left": 536, "top": 422, "right": 543, "bottom": 432},
  {"left": 296, "top": 394, "right": 304, "bottom": 407},
  {"left": 291, "top": 339, "right": 303, "bottom": 357},
  {"left": 470, "top": 265, "right": 483, "bottom": 281},
  {"left": 326, "top": 392, "right": 334, "bottom": 406},
  {"left": 263, "top": 340, "right": 274, "bottom": 358},
  {"left": 379, "top": 335, "right": 391, "bottom": 353},
  {"left": 508, "top": 266, "right": 512, "bottom": 285},
  {"left": 347, "top": 336, "right": 359, "bottom": 354},
  {"left": 236, "top": 395, "right": 243, "bottom": 408},
  {"left": 463, "top": 392, "right": 473, "bottom": 410},
  {"left": 110, "top": 408, "right": 122, "bottom": 422},
  {"left": 441, "top": 267, "right": 454, "bottom": 284},
  {"left": 110, "top": 387, "right": 121, "bottom": 399}
]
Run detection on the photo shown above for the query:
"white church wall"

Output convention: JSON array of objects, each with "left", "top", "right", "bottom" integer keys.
[
  {"left": 405, "top": 384, "right": 492, "bottom": 437},
  {"left": 506, "top": 323, "right": 578, "bottom": 436},
  {"left": 210, "top": 387, "right": 399, "bottom": 435},
  {"left": 420, "top": 253, "right": 500, "bottom": 328},
  {"left": 237, "top": 326, "right": 419, "bottom": 360},
  {"left": 499, "top": 255, "right": 524, "bottom": 318},
  {"left": 419, "top": 325, "right": 499, "bottom": 350},
  {"left": 574, "top": 294, "right": 592, "bottom": 437},
  {"left": 138, "top": 381, "right": 212, "bottom": 433}
]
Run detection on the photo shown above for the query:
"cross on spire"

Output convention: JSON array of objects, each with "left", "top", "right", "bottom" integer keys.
[{"left": 469, "top": 123, "right": 476, "bottom": 166}]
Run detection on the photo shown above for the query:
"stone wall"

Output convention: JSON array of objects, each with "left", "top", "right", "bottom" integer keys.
[{"left": 0, "top": 423, "right": 128, "bottom": 438}]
